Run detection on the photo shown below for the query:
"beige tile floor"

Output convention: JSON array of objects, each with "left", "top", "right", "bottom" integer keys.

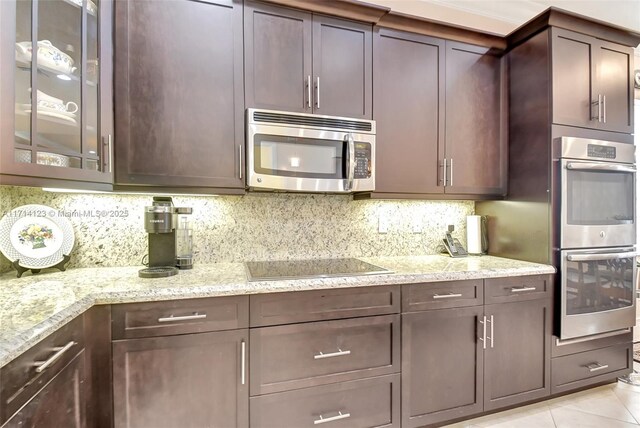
[{"left": 444, "top": 361, "right": 640, "bottom": 428}]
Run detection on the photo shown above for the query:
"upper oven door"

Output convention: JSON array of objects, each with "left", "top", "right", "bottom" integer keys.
[
  {"left": 560, "top": 247, "right": 637, "bottom": 339},
  {"left": 561, "top": 158, "right": 636, "bottom": 248},
  {"left": 247, "top": 123, "right": 375, "bottom": 193}
]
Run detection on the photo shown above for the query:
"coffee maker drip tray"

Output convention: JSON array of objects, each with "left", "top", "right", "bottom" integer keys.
[
  {"left": 245, "top": 258, "right": 391, "bottom": 281},
  {"left": 139, "top": 266, "right": 179, "bottom": 278}
]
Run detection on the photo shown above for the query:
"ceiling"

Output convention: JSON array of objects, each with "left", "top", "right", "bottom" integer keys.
[{"left": 365, "top": 0, "right": 640, "bottom": 37}]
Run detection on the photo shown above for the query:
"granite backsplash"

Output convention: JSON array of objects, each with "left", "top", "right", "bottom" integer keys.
[{"left": 0, "top": 186, "right": 474, "bottom": 274}]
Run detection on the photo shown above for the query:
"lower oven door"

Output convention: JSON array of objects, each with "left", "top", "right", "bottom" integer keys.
[{"left": 560, "top": 247, "right": 637, "bottom": 339}]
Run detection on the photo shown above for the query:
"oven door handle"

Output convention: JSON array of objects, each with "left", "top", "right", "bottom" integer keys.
[
  {"left": 567, "top": 251, "right": 638, "bottom": 262},
  {"left": 566, "top": 162, "right": 636, "bottom": 173},
  {"left": 344, "top": 133, "right": 355, "bottom": 191}
]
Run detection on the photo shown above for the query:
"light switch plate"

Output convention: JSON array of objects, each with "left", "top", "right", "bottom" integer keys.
[
  {"left": 378, "top": 212, "right": 389, "bottom": 234},
  {"left": 411, "top": 216, "right": 423, "bottom": 233}
]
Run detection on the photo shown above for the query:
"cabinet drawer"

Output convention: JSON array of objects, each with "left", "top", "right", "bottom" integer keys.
[
  {"left": 250, "top": 374, "right": 400, "bottom": 428},
  {"left": 250, "top": 286, "right": 400, "bottom": 327},
  {"left": 111, "top": 295, "right": 248, "bottom": 339},
  {"left": 551, "top": 343, "right": 632, "bottom": 394},
  {"left": 484, "top": 274, "right": 552, "bottom": 304},
  {"left": 1, "top": 314, "right": 85, "bottom": 425},
  {"left": 402, "top": 280, "right": 483, "bottom": 311},
  {"left": 250, "top": 314, "right": 400, "bottom": 395}
]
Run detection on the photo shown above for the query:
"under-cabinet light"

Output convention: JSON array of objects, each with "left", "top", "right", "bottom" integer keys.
[
  {"left": 42, "top": 187, "right": 219, "bottom": 197},
  {"left": 57, "top": 74, "right": 72, "bottom": 81}
]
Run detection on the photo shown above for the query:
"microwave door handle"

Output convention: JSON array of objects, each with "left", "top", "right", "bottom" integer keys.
[
  {"left": 567, "top": 251, "right": 638, "bottom": 262},
  {"left": 345, "top": 133, "right": 355, "bottom": 191},
  {"left": 566, "top": 162, "right": 636, "bottom": 173}
]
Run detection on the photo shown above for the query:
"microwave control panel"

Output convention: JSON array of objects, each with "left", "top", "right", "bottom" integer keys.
[{"left": 354, "top": 143, "right": 372, "bottom": 178}]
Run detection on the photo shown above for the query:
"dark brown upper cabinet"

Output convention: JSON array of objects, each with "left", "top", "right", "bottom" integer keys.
[
  {"left": 114, "top": 0, "right": 245, "bottom": 192},
  {"left": 245, "top": 1, "right": 372, "bottom": 119},
  {"left": 372, "top": 29, "right": 506, "bottom": 198},
  {"left": 0, "top": 0, "right": 114, "bottom": 189},
  {"left": 444, "top": 41, "right": 506, "bottom": 196},
  {"left": 373, "top": 29, "right": 444, "bottom": 195},
  {"left": 551, "top": 28, "right": 634, "bottom": 134}
]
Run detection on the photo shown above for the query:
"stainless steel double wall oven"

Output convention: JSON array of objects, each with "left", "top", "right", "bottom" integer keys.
[{"left": 556, "top": 136, "right": 637, "bottom": 339}]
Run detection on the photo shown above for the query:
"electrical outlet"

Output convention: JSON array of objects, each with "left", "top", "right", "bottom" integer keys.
[
  {"left": 411, "top": 216, "right": 423, "bottom": 233},
  {"left": 378, "top": 212, "right": 390, "bottom": 233}
]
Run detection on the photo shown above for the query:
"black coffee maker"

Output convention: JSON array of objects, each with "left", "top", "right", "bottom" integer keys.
[{"left": 139, "top": 197, "right": 193, "bottom": 278}]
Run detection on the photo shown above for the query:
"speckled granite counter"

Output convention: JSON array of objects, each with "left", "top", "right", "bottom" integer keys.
[{"left": 0, "top": 255, "right": 554, "bottom": 367}]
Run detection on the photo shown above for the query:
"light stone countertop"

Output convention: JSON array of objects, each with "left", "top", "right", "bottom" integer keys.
[{"left": 0, "top": 255, "right": 555, "bottom": 367}]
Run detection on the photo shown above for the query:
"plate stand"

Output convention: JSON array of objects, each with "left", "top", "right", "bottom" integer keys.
[{"left": 12, "top": 254, "right": 71, "bottom": 278}]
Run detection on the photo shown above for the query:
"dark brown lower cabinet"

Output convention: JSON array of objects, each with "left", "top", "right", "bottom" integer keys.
[
  {"left": 250, "top": 374, "right": 400, "bottom": 428},
  {"left": 402, "top": 306, "right": 484, "bottom": 428},
  {"left": 112, "top": 329, "right": 248, "bottom": 428},
  {"left": 402, "top": 280, "right": 552, "bottom": 426},
  {"left": 483, "top": 299, "right": 551, "bottom": 410},
  {"left": 3, "top": 350, "right": 86, "bottom": 428}
]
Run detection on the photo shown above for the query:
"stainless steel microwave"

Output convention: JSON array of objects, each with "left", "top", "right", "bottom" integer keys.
[{"left": 246, "top": 109, "right": 376, "bottom": 193}]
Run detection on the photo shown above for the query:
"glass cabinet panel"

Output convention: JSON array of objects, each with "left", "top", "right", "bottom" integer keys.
[
  {"left": 12, "top": 0, "right": 108, "bottom": 176},
  {"left": 14, "top": 0, "right": 32, "bottom": 154}
]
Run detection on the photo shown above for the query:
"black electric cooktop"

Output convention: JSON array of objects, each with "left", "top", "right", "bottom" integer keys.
[{"left": 245, "top": 258, "right": 392, "bottom": 281}]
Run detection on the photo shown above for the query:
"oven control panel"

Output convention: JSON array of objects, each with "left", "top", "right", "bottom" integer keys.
[
  {"left": 587, "top": 144, "right": 616, "bottom": 160},
  {"left": 354, "top": 143, "right": 372, "bottom": 178}
]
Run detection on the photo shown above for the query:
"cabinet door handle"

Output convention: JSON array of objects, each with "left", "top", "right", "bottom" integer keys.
[
  {"left": 157, "top": 313, "right": 207, "bottom": 323},
  {"left": 602, "top": 95, "right": 606, "bottom": 123},
  {"left": 108, "top": 135, "right": 113, "bottom": 173},
  {"left": 487, "top": 315, "right": 494, "bottom": 348},
  {"left": 510, "top": 286, "right": 537, "bottom": 293},
  {"left": 586, "top": 362, "right": 609, "bottom": 372},
  {"left": 102, "top": 135, "right": 113, "bottom": 173},
  {"left": 238, "top": 144, "right": 243, "bottom": 180},
  {"left": 241, "top": 340, "right": 246, "bottom": 385},
  {"left": 442, "top": 159, "right": 447, "bottom": 187},
  {"left": 34, "top": 341, "right": 76, "bottom": 373},
  {"left": 315, "top": 76, "right": 320, "bottom": 109},
  {"left": 479, "top": 316, "right": 487, "bottom": 349},
  {"left": 433, "top": 293, "right": 463, "bottom": 299},
  {"left": 314, "top": 411, "right": 351, "bottom": 425},
  {"left": 314, "top": 348, "right": 351, "bottom": 360},
  {"left": 594, "top": 94, "right": 602, "bottom": 122},
  {"left": 307, "top": 75, "right": 312, "bottom": 109},
  {"left": 450, "top": 158, "right": 454, "bottom": 186}
]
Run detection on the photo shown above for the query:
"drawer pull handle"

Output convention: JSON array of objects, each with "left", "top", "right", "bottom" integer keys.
[
  {"left": 34, "top": 341, "right": 76, "bottom": 373},
  {"left": 586, "top": 362, "right": 609, "bottom": 372},
  {"left": 433, "top": 292, "right": 463, "bottom": 299},
  {"left": 314, "top": 349, "right": 351, "bottom": 360},
  {"left": 158, "top": 313, "right": 207, "bottom": 323},
  {"left": 510, "top": 286, "right": 537, "bottom": 293},
  {"left": 314, "top": 411, "right": 351, "bottom": 425}
]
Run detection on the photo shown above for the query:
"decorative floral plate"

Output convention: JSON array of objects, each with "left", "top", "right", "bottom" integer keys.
[{"left": 0, "top": 204, "right": 75, "bottom": 269}]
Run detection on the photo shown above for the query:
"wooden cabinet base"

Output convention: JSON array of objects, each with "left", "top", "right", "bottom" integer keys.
[
  {"left": 112, "top": 330, "right": 248, "bottom": 428},
  {"left": 551, "top": 343, "right": 632, "bottom": 394},
  {"left": 3, "top": 351, "right": 86, "bottom": 428},
  {"left": 250, "top": 374, "right": 400, "bottom": 428}
]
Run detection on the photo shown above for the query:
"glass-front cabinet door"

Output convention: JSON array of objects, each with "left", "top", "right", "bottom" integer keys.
[{"left": 0, "top": 0, "right": 113, "bottom": 186}]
